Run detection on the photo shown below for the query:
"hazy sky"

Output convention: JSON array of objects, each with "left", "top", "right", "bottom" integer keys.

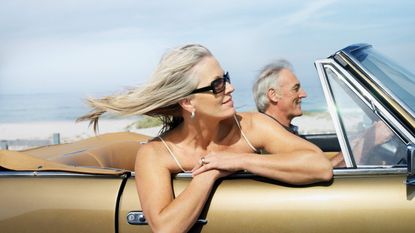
[{"left": 1, "top": 0, "right": 414, "bottom": 95}]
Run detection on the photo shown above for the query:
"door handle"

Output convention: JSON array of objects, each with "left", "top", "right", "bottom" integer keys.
[{"left": 127, "top": 211, "right": 208, "bottom": 225}]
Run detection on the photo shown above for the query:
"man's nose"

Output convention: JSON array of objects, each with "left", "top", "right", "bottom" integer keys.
[{"left": 299, "top": 88, "right": 307, "bottom": 98}]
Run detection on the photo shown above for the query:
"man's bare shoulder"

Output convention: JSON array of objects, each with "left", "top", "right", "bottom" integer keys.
[
  {"left": 238, "top": 112, "right": 280, "bottom": 128},
  {"left": 237, "top": 111, "right": 268, "bottom": 123},
  {"left": 236, "top": 112, "right": 284, "bottom": 140}
]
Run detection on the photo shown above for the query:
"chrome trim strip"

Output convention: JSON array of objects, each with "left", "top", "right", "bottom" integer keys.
[
  {"left": 3, "top": 168, "right": 405, "bottom": 179},
  {"left": 176, "top": 173, "right": 193, "bottom": 178},
  {"left": 0, "top": 171, "right": 121, "bottom": 177},
  {"left": 131, "top": 169, "right": 407, "bottom": 179},
  {"left": 333, "top": 167, "right": 407, "bottom": 176},
  {"left": 315, "top": 59, "right": 354, "bottom": 168},
  {"left": 339, "top": 50, "right": 415, "bottom": 118},
  {"left": 177, "top": 169, "right": 407, "bottom": 178}
]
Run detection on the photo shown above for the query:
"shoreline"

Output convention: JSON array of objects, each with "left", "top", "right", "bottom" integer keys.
[
  {"left": 293, "top": 111, "right": 335, "bottom": 134},
  {"left": 0, "top": 119, "right": 161, "bottom": 150},
  {"left": 0, "top": 113, "right": 335, "bottom": 150}
]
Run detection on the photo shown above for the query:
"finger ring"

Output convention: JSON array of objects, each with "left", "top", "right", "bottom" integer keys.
[{"left": 199, "top": 157, "right": 207, "bottom": 165}]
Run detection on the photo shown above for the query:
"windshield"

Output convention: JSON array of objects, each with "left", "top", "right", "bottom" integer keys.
[
  {"left": 349, "top": 47, "right": 415, "bottom": 114},
  {"left": 346, "top": 46, "right": 415, "bottom": 115}
]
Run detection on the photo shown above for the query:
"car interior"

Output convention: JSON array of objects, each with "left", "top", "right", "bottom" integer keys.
[{"left": 0, "top": 132, "right": 341, "bottom": 173}]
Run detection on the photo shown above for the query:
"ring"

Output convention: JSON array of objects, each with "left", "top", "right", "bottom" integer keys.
[{"left": 199, "top": 157, "right": 207, "bottom": 165}]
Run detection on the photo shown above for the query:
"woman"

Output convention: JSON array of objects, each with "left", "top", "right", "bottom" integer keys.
[{"left": 79, "top": 44, "right": 332, "bottom": 233}]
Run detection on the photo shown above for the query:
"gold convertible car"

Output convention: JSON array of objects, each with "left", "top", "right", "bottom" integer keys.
[{"left": 1, "top": 44, "right": 414, "bottom": 233}]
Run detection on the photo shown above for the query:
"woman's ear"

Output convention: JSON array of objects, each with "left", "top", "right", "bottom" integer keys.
[
  {"left": 267, "top": 88, "right": 279, "bottom": 103},
  {"left": 178, "top": 98, "right": 195, "bottom": 115}
]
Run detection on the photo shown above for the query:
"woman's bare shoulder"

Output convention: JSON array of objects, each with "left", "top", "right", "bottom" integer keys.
[{"left": 136, "top": 138, "right": 167, "bottom": 163}]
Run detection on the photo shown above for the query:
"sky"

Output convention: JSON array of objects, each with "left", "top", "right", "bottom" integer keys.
[{"left": 0, "top": 0, "right": 414, "bottom": 96}]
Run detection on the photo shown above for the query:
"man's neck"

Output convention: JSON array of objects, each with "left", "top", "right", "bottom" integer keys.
[
  {"left": 263, "top": 111, "right": 299, "bottom": 135},
  {"left": 263, "top": 110, "right": 291, "bottom": 128}
]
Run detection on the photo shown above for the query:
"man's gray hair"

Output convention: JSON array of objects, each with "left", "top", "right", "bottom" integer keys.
[{"left": 252, "top": 59, "right": 293, "bottom": 113}]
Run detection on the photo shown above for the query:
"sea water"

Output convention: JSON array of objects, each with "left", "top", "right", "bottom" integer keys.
[{"left": 0, "top": 86, "right": 327, "bottom": 123}]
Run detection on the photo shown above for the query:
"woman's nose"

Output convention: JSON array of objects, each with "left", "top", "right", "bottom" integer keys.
[{"left": 225, "top": 82, "right": 235, "bottom": 94}]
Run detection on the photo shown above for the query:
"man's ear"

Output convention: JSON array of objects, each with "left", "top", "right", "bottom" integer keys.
[
  {"left": 267, "top": 88, "right": 279, "bottom": 103},
  {"left": 178, "top": 98, "right": 194, "bottom": 114}
]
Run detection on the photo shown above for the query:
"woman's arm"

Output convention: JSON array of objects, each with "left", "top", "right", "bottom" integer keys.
[
  {"left": 247, "top": 113, "right": 332, "bottom": 184},
  {"left": 192, "top": 113, "right": 333, "bottom": 185},
  {"left": 135, "top": 143, "right": 224, "bottom": 233}
]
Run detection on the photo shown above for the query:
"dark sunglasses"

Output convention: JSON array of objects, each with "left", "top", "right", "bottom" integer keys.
[{"left": 191, "top": 72, "right": 231, "bottom": 94}]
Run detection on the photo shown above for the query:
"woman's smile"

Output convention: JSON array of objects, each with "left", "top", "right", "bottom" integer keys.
[{"left": 222, "top": 97, "right": 233, "bottom": 106}]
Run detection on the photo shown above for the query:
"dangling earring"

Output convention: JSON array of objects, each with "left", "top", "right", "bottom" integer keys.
[{"left": 191, "top": 110, "right": 195, "bottom": 119}]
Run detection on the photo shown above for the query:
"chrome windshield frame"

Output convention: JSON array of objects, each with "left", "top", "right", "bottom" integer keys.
[
  {"left": 315, "top": 60, "right": 354, "bottom": 168},
  {"left": 333, "top": 51, "right": 415, "bottom": 144},
  {"left": 339, "top": 48, "right": 415, "bottom": 118}
]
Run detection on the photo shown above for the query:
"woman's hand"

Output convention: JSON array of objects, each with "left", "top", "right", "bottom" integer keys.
[{"left": 191, "top": 152, "right": 241, "bottom": 177}]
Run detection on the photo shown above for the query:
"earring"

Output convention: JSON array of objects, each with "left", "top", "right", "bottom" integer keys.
[{"left": 191, "top": 110, "right": 195, "bottom": 119}]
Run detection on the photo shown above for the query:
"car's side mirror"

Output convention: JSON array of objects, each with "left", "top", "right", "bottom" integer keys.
[{"left": 407, "top": 143, "right": 415, "bottom": 177}]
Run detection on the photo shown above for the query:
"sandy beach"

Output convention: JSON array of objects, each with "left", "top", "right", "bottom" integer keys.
[
  {"left": 0, "top": 119, "right": 161, "bottom": 150},
  {"left": 293, "top": 112, "right": 336, "bottom": 134},
  {"left": 0, "top": 112, "right": 335, "bottom": 150}
]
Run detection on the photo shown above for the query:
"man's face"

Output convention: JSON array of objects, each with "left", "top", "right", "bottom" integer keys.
[{"left": 275, "top": 69, "right": 307, "bottom": 119}]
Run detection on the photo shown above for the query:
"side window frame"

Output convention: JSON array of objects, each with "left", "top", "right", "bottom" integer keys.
[
  {"left": 315, "top": 61, "right": 355, "bottom": 168},
  {"left": 315, "top": 59, "right": 409, "bottom": 169}
]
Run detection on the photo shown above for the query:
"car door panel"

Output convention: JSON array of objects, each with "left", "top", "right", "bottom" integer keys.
[
  {"left": 0, "top": 174, "right": 122, "bottom": 233},
  {"left": 120, "top": 171, "right": 413, "bottom": 233},
  {"left": 200, "top": 174, "right": 411, "bottom": 233},
  {"left": 118, "top": 177, "right": 152, "bottom": 233}
]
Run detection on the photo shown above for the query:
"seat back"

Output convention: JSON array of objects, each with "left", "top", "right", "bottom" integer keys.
[
  {"left": 10, "top": 132, "right": 152, "bottom": 171},
  {"left": 50, "top": 140, "right": 145, "bottom": 170}
]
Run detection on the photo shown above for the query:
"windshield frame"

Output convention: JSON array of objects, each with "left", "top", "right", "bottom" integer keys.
[
  {"left": 335, "top": 45, "right": 415, "bottom": 133},
  {"left": 343, "top": 45, "right": 415, "bottom": 116}
]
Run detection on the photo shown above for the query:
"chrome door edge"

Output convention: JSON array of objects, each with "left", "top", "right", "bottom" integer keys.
[
  {"left": 0, "top": 171, "right": 121, "bottom": 178},
  {"left": 315, "top": 59, "right": 354, "bottom": 168}
]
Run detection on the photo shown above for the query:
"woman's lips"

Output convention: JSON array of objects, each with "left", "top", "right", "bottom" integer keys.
[{"left": 223, "top": 97, "right": 233, "bottom": 105}]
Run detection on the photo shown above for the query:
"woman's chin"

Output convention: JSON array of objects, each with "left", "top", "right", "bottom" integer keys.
[{"left": 224, "top": 107, "right": 236, "bottom": 117}]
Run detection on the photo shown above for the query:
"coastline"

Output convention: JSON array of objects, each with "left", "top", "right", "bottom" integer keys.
[
  {"left": 293, "top": 111, "right": 335, "bottom": 134},
  {"left": 0, "top": 112, "right": 335, "bottom": 150},
  {"left": 0, "top": 119, "right": 161, "bottom": 150}
]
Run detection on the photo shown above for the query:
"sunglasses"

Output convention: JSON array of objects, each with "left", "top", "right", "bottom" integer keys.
[{"left": 191, "top": 72, "right": 231, "bottom": 94}]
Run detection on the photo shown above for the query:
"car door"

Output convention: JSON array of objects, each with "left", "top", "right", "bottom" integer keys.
[
  {"left": 119, "top": 169, "right": 413, "bottom": 233},
  {"left": 0, "top": 171, "right": 123, "bottom": 233}
]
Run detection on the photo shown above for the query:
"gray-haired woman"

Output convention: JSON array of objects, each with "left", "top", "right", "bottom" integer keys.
[{"left": 79, "top": 44, "right": 332, "bottom": 233}]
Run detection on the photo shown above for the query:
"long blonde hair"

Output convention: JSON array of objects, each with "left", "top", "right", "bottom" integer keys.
[{"left": 77, "top": 44, "right": 212, "bottom": 133}]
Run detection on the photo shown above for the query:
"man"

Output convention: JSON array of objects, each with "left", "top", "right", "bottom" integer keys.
[
  {"left": 252, "top": 60, "right": 306, "bottom": 135},
  {"left": 252, "top": 60, "right": 393, "bottom": 168},
  {"left": 253, "top": 60, "right": 345, "bottom": 167}
]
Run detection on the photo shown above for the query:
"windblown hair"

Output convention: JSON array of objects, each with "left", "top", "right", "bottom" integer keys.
[
  {"left": 252, "top": 59, "right": 293, "bottom": 113},
  {"left": 77, "top": 44, "right": 212, "bottom": 134}
]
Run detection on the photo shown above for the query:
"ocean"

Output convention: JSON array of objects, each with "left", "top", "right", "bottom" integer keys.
[{"left": 0, "top": 86, "right": 327, "bottom": 123}]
